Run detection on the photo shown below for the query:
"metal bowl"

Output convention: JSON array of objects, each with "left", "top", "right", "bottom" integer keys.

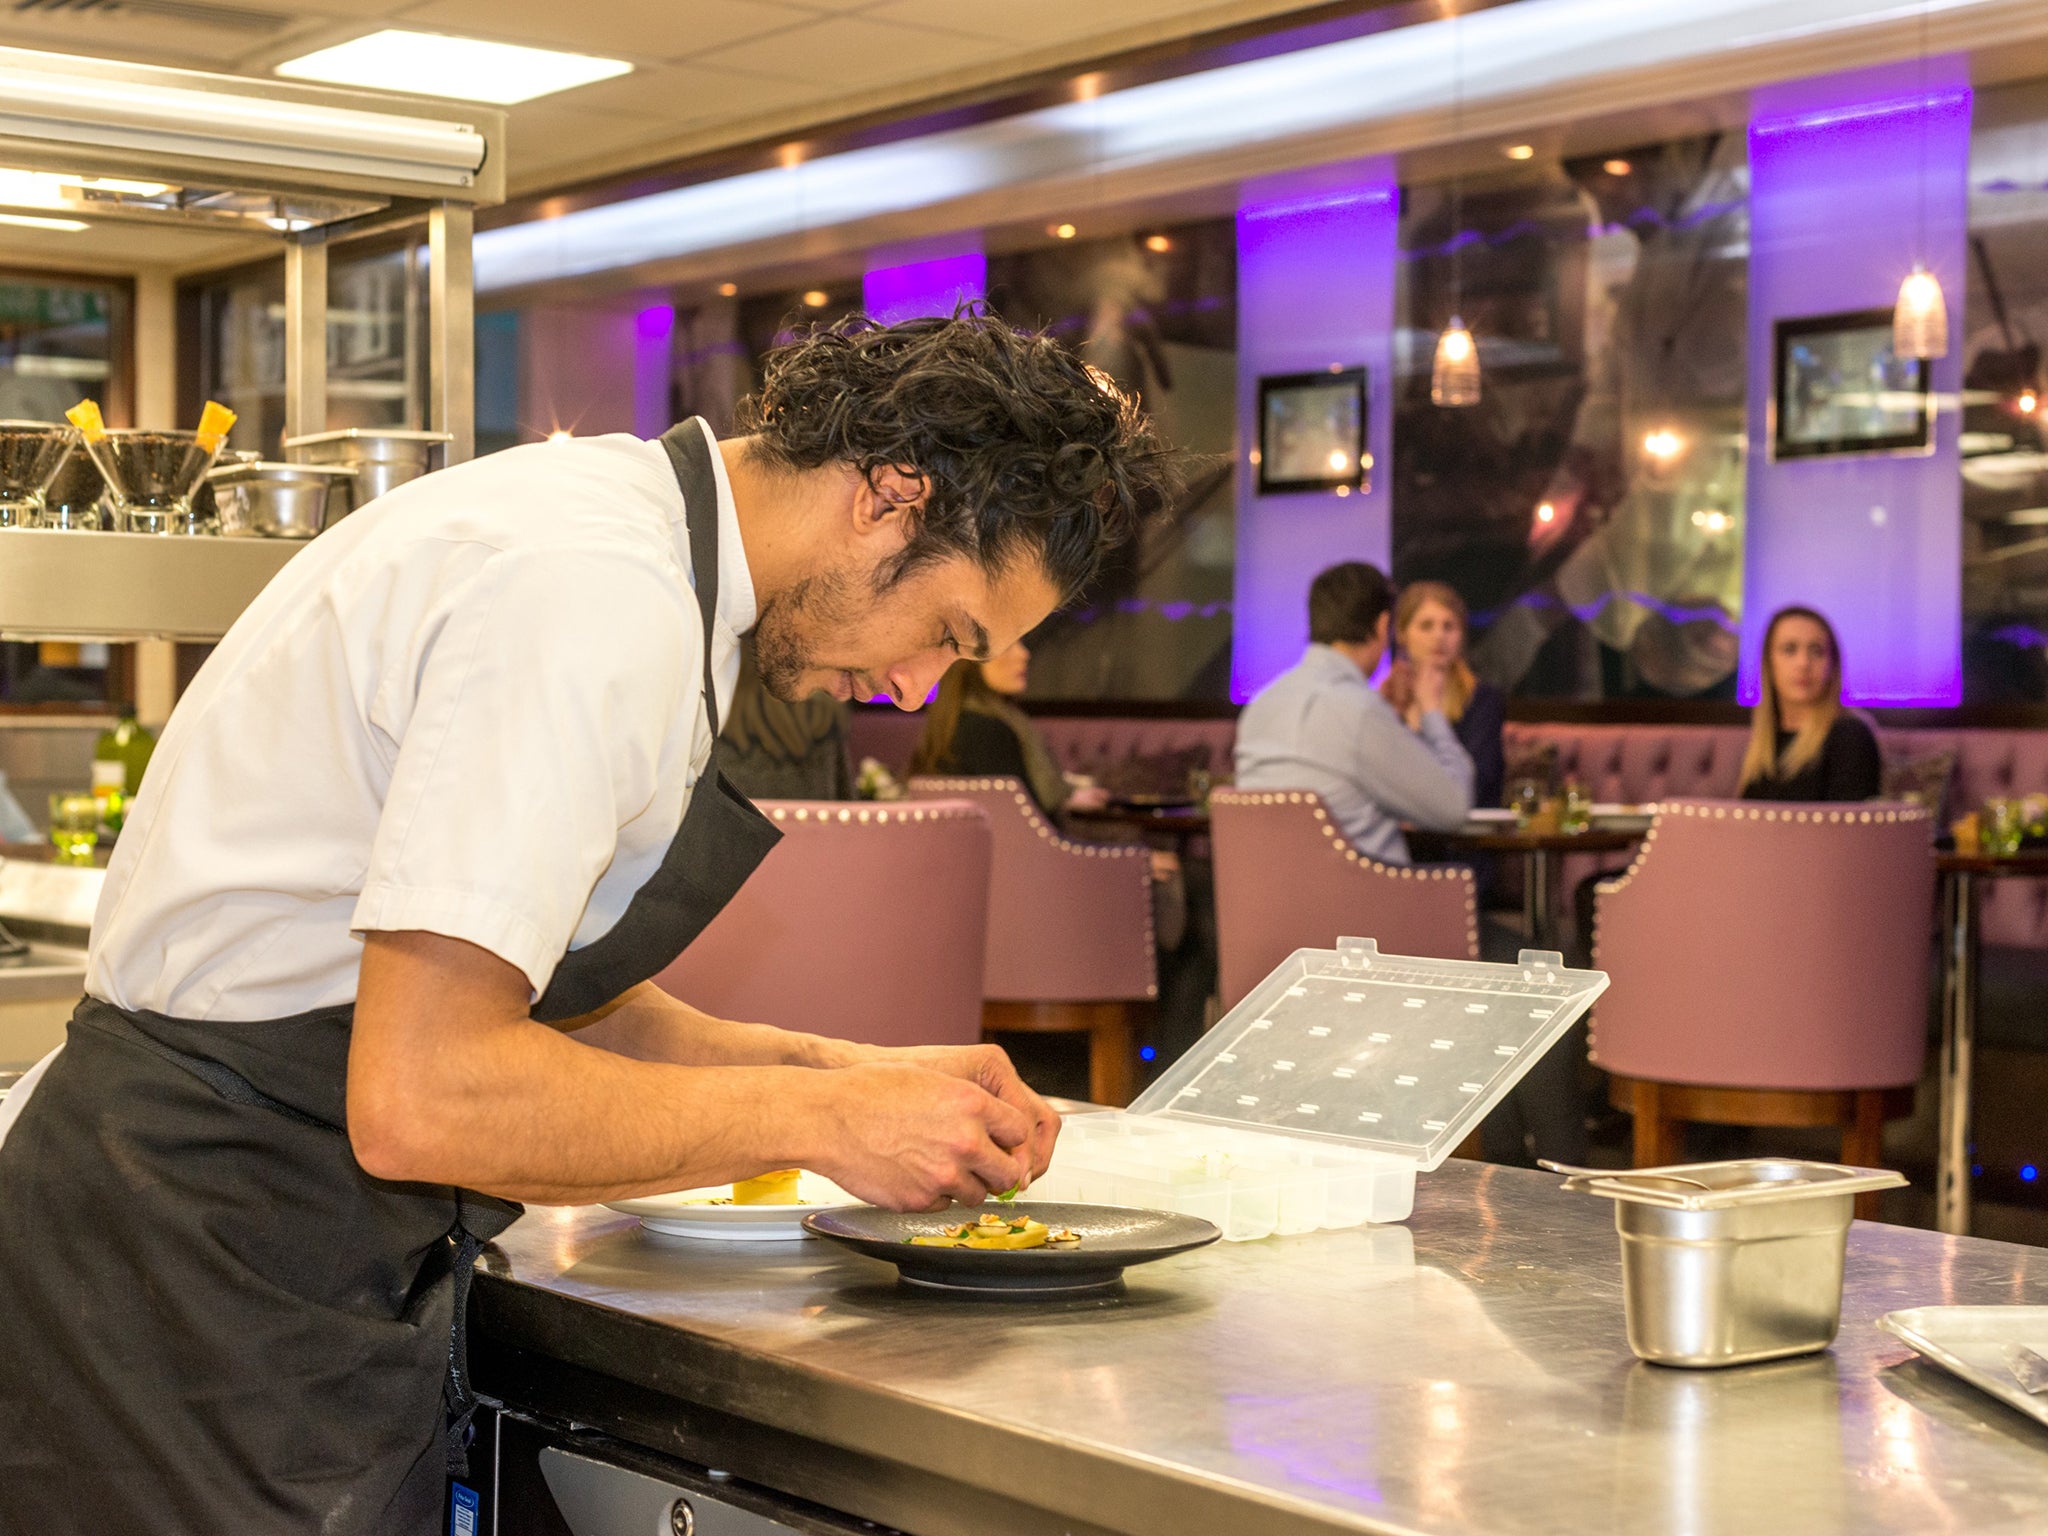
[
  {"left": 0, "top": 421, "right": 80, "bottom": 528},
  {"left": 281, "top": 428, "right": 452, "bottom": 515},
  {"left": 207, "top": 461, "right": 358, "bottom": 539},
  {"left": 84, "top": 429, "right": 222, "bottom": 534}
]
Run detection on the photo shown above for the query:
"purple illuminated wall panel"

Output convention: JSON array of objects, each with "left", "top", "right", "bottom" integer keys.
[
  {"left": 862, "top": 250, "right": 987, "bottom": 325},
  {"left": 634, "top": 302, "right": 675, "bottom": 439},
  {"left": 1232, "top": 163, "right": 1398, "bottom": 702},
  {"left": 1742, "top": 69, "right": 1970, "bottom": 705}
]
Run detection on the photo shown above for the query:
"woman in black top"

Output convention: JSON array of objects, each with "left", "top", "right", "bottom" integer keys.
[
  {"left": 910, "top": 642, "right": 1106, "bottom": 815},
  {"left": 1739, "top": 605, "right": 1882, "bottom": 801},
  {"left": 1382, "top": 580, "right": 1506, "bottom": 807}
]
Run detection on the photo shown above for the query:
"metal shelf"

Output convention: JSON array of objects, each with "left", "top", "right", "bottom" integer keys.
[{"left": 0, "top": 529, "right": 302, "bottom": 642}]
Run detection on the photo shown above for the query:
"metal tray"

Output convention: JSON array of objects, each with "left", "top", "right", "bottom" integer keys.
[{"left": 1879, "top": 1306, "right": 2048, "bottom": 1429}]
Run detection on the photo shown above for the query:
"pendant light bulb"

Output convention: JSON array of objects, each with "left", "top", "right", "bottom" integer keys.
[
  {"left": 1893, "top": 264, "right": 1949, "bottom": 361},
  {"left": 1432, "top": 317, "right": 1481, "bottom": 407}
]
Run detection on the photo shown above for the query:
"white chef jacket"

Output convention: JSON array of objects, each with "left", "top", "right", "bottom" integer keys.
[{"left": 82, "top": 425, "right": 752, "bottom": 1023}]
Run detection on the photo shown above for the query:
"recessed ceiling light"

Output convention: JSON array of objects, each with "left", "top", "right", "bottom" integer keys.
[
  {"left": 1050, "top": 222, "right": 1077, "bottom": 239},
  {"left": 0, "top": 212, "right": 87, "bottom": 231},
  {"left": 275, "top": 29, "right": 631, "bottom": 106},
  {"left": 802, "top": 289, "right": 829, "bottom": 308},
  {"left": 1603, "top": 158, "right": 1632, "bottom": 176},
  {"left": 1504, "top": 144, "right": 1536, "bottom": 160},
  {"left": 1144, "top": 233, "right": 1171, "bottom": 252},
  {"left": 717, "top": 282, "right": 738, "bottom": 298}
]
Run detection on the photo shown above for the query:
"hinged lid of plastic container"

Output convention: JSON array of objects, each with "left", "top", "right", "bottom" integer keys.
[{"left": 1129, "top": 937, "right": 1609, "bottom": 1172}]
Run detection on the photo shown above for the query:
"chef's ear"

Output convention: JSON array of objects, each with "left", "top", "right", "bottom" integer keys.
[{"left": 858, "top": 464, "right": 929, "bottom": 529}]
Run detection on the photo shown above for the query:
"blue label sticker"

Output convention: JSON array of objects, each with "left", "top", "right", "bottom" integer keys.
[{"left": 449, "top": 1481, "right": 479, "bottom": 1536}]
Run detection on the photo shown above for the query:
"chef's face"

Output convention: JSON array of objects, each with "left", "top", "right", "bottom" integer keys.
[{"left": 753, "top": 469, "right": 1061, "bottom": 709}]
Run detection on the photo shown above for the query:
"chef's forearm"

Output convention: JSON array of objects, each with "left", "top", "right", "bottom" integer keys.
[
  {"left": 350, "top": 932, "right": 845, "bottom": 1201},
  {"left": 564, "top": 981, "right": 866, "bottom": 1070}
]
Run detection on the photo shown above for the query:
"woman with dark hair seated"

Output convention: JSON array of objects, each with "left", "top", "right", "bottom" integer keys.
[
  {"left": 1739, "top": 605, "right": 1881, "bottom": 801},
  {"left": 909, "top": 642, "right": 1107, "bottom": 815}
]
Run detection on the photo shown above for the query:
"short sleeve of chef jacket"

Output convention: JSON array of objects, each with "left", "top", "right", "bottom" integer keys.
[{"left": 350, "top": 541, "right": 694, "bottom": 999}]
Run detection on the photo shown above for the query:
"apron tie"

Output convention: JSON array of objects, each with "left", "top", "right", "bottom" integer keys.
[{"left": 442, "top": 1224, "right": 488, "bottom": 1478}]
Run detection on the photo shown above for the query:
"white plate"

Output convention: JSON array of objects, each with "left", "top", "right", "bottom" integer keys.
[
  {"left": 1878, "top": 1305, "right": 2048, "bottom": 1429},
  {"left": 605, "top": 1172, "right": 860, "bottom": 1241},
  {"left": 1467, "top": 808, "right": 1518, "bottom": 825}
]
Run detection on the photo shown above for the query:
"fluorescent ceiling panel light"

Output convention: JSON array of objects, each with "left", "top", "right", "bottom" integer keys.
[
  {"left": 0, "top": 170, "right": 171, "bottom": 209},
  {"left": 276, "top": 29, "right": 630, "bottom": 106},
  {"left": 0, "top": 47, "right": 488, "bottom": 188},
  {"left": 0, "top": 212, "right": 87, "bottom": 231},
  {"left": 475, "top": 0, "right": 2013, "bottom": 291}
]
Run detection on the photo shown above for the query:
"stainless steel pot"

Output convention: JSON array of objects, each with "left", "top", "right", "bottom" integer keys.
[
  {"left": 1561, "top": 1159, "right": 1907, "bottom": 1369},
  {"left": 280, "top": 428, "right": 452, "bottom": 515},
  {"left": 207, "top": 461, "right": 358, "bottom": 539}
]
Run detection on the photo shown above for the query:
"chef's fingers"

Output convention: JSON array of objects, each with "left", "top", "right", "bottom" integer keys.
[
  {"left": 974, "top": 1052, "right": 1061, "bottom": 1176},
  {"left": 948, "top": 1129, "right": 1031, "bottom": 1206},
  {"left": 981, "top": 1093, "right": 1034, "bottom": 1153}
]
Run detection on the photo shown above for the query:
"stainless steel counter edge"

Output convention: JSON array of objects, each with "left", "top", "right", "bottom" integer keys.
[
  {"left": 474, "top": 1161, "right": 2048, "bottom": 1536},
  {"left": 475, "top": 1246, "right": 1378, "bottom": 1536}
]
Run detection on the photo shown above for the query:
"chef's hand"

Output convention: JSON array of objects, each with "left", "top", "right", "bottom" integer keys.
[
  {"left": 803, "top": 1062, "right": 1035, "bottom": 1211},
  {"left": 880, "top": 1042, "right": 1060, "bottom": 1182}
]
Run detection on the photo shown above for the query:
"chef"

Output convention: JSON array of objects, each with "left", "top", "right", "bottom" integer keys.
[{"left": 0, "top": 311, "right": 1170, "bottom": 1536}]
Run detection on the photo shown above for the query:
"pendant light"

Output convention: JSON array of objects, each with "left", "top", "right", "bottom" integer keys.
[
  {"left": 1432, "top": 318, "right": 1481, "bottom": 406},
  {"left": 1432, "top": 6, "right": 1481, "bottom": 407},
  {"left": 1893, "top": 0, "right": 1949, "bottom": 360}
]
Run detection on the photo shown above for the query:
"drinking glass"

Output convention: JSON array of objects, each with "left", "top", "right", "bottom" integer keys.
[
  {"left": 1986, "top": 798, "right": 2026, "bottom": 858},
  {"left": 1510, "top": 777, "right": 1544, "bottom": 829},
  {"left": 1560, "top": 779, "right": 1592, "bottom": 834},
  {"left": 48, "top": 792, "right": 99, "bottom": 865}
]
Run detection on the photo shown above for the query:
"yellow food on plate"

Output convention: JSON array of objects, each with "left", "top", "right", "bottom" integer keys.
[
  {"left": 732, "top": 1169, "right": 802, "bottom": 1205},
  {"left": 905, "top": 1212, "right": 1084, "bottom": 1250}
]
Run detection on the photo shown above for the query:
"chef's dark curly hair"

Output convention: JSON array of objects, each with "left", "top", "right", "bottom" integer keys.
[{"left": 735, "top": 309, "right": 1174, "bottom": 603}]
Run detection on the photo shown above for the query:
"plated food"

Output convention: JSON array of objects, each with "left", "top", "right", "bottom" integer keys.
[
  {"left": 908, "top": 1212, "right": 1083, "bottom": 1249},
  {"left": 804, "top": 1201, "right": 1220, "bottom": 1297},
  {"left": 604, "top": 1171, "right": 857, "bottom": 1241}
]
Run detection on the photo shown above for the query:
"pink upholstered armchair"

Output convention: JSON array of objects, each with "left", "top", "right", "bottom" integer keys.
[
  {"left": 908, "top": 776, "right": 1153, "bottom": 1105},
  {"left": 1209, "top": 788, "right": 1479, "bottom": 1011},
  {"left": 653, "top": 799, "right": 991, "bottom": 1049},
  {"left": 1591, "top": 798, "right": 1935, "bottom": 1204}
]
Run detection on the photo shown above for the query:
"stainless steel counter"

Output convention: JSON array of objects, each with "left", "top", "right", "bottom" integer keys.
[{"left": 474, "top": 1161, "right": 2048, "bottom": 1536}]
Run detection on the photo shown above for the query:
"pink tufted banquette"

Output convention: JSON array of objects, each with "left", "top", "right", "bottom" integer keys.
[
  {"left": 1506, "top": 722, "right": 2048, "bottom": 949},
  {"left": 848, "top": 707, "right": 2048, "bottom": 950}
]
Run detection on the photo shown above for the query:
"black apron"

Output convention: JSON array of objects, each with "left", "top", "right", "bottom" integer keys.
[{"left": 0, "top": 419, "right": 780, "bottom": 1536}]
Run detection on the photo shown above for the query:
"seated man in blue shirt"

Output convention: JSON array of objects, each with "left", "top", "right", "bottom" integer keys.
[{"left": 1235, "top": 561, "right": 1473, "bottom": 863}]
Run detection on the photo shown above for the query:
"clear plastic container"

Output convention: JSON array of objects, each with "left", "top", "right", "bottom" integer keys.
[{"left": 1036, "top": 938, "right": 1608, "bottom": 1240}]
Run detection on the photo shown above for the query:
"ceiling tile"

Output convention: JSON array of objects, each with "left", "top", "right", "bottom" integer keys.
[
  {"left": 502, "top": 101, "right": 680, "bottom": 178},
  {"left": 861, "top": 0, "right": 1129, "bottom": 45},
  {"left": 553, "top": 60, "right": 832, "bottom": 120},
  {"left": 692, "top": 14, "right": 1007, "bottom": 87},
  {"left": 391, "top": 0, "right": 818, "bottom": 63}
]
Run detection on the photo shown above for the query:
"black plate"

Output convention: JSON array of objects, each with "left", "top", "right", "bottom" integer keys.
[{"left": 802, "top": 1202, "right": 1220, "bottom": 1298}]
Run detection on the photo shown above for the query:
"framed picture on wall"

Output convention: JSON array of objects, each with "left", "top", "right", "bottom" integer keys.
[
  {"left": 1258, "top": 367, "right": 1369, "bottom": 493},
  {"left": 1772, "top": 308, "right": 1933, "bottom": 460}
]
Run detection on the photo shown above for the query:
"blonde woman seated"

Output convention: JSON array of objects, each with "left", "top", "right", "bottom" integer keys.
[
  {"left": 1381, "top": 580, "right": 1505, "bottom": 808},
  {"left": 1739, "top": 605, "right": 1880, "bottom": 801}
]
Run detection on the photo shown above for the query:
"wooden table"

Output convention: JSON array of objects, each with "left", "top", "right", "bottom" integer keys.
[
  {"left": 1408, "top": 821, "right": 1647, "bottom": 952},
  {"left": 1933, "top": 847, "right": 2048, "bottom": 1236},
  {"left": 1065, "top": 802, "right": 1211, "bottom": 839}
]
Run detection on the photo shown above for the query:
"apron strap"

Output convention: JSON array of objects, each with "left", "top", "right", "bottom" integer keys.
[{"left": 655, "top": 419, "right": 725, "bottom": 739}]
